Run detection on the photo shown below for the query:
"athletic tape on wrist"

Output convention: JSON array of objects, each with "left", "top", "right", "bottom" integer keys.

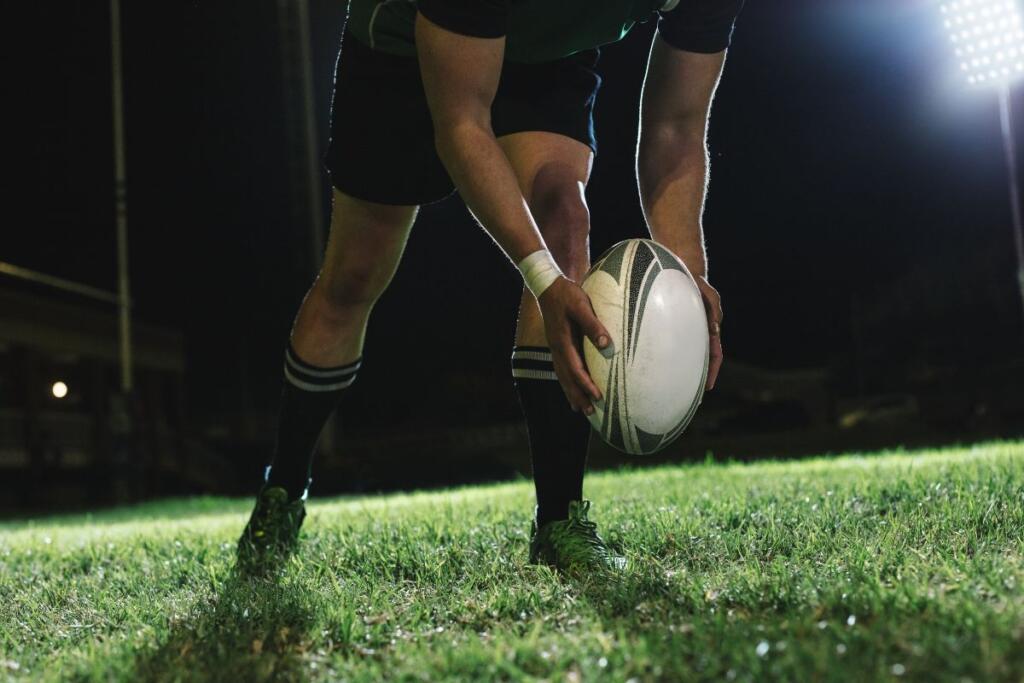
[{"left": 518, "top": 250, "right": 563, "bottom": 299}]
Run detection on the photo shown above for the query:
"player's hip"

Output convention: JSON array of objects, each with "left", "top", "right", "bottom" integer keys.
[{"left": 324, "top": 33, "right": 602, "bottom": 207}]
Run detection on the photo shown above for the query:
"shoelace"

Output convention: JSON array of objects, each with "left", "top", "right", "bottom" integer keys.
[{"left": 557, "top": 504, "right": 610, "bottom": 558}]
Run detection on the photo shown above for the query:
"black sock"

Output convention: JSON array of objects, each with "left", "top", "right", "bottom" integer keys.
[
  {"left": 264, "top": 345, "right": 360, "bottom": 500},
  {"left": 513, "top": 346, "right": 591, "bottom": 529}
]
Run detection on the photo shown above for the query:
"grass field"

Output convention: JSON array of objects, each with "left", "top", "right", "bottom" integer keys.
[{"left": 1, "top": 442, "right": 1023, "bottom": 682}]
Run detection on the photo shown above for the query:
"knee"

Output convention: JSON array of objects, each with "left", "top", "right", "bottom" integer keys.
[
  {"left": 314, "top": 261, "right": 391, "bottom": 314},
  {"left": 534, "top": 190, "right": 591, "bottom": 278}
]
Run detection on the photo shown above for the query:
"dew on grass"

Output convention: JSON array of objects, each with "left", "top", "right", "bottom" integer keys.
[
  {"left": 817, "top": 620, "right": 828, "bottom": 630},
  {"left": 892, "top": 663, "right": 906, "bottom": 676},
  {"left": 847, "top": 615, "right": 856, "bottom": 627},
  {"left": 836, "top": 644, "right": 847, "bottom": 655},
  {"left": 598, "top": 657, "right": 608, "bottom": 668},
  {"left": 756, "top": 641, "right": 770, "bottom": 657}
]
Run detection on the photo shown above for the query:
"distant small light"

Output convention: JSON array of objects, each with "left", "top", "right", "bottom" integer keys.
[{"left": 52, "top": 382, "right": 68, "bottom": 399}]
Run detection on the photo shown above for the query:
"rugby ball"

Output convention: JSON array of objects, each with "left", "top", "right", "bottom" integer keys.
[{"left": 582, "top": 239, "right": 709, "bottom": 455}]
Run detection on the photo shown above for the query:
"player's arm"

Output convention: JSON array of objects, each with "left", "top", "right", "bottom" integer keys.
[
  {"left": 415, "top": 11, "right": 612, "bottom": 414},
  {"left": 638, "top": 41, "right": 724, "bottom": 289},
  {"left": 638, "top": 2, "right": 740, "bottom": 391}
]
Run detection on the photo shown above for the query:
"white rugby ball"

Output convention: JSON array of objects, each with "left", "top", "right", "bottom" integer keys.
[{"left": 582, "top": 239, "right": 709, "bottom": 455}]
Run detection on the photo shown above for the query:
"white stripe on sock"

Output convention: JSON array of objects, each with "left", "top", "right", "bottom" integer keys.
[
  {"left": 285, "top": 350, "right": 361, "bottom": 379},
  {"left": 283, "top": 364, "right": 358, "bottom": 392},
  {"left": 511, "top": 350, "right": 553, "bottom": 362},
  {"left": 511, "top": 368, "right": 559, "bottom": 381}
]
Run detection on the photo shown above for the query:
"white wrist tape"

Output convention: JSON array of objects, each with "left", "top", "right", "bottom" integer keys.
[{"left": 517, "top": 249, "right": 563, "bottom": 299}]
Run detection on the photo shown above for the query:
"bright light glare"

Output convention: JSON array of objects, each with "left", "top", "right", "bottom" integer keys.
[
  {"left": 52, "top": 381, "right": 68, "bottom": 399},
  {"left": 941, "top": 0, "right": 1024, "bottom": 86}
]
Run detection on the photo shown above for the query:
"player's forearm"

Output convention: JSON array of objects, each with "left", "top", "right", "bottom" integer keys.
[
  {"left": 638, "top": 125, "right": 709, "bottom": 277},
  {"left": 435, "top": 121, "right": 546, "bottom": 264}
]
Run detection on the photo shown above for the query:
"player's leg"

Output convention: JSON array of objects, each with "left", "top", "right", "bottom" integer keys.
[
  {"left": 236, "top": 192, "right": 416, "bottom": 575},
  {"left": 493, "top": 49, "right": 622, "bottom": 573},
  {"left": 251, "top": 30, "right": 452, "bottom": 504},
  {"left": 237, "top": 30, "right": 455, "bottom": 574},
  {"left": 499, "top": 131, "right": 595, "bottom": 530},
  {"left": 501, "top": 131, "right": 622, "bottom": 573},
  {"left": 263, "top": 189, "right": 417, "bottom": 500}
]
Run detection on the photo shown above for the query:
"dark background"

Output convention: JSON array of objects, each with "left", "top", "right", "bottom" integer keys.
[{"left": 3, "top": 0, "right": 1023, "bottom": 504}]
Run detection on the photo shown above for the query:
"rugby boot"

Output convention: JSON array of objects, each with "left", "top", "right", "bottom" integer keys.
[
  {"left": 236, "top": 485, "right": 306, "bottom": 576},
  {"left": 529, "top": 500, "right": 626, "bottom": 574}
]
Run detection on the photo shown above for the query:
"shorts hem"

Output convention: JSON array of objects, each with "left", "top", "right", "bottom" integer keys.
[
  {"left": 328, "top": 172, "right": 456, "bottom": 207},
  {"left": 494, "top": 127, "right": 598, "bottom": 155}
]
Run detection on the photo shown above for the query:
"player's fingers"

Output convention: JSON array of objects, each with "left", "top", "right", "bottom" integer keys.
[
  {"left": 706, "top": 334, "right": 724, "bottom": 391},
  {"left": 551, "top": 323, "right": 601, "bottom": 409},
  {"left": 552, "top": 351, "right": 588, "bottom": 413},
  {"left": 706, "top": 299, "right": 723, "bottom": 329},
  {"left": 573, "top": 296, "right": 615, "bottom": 360},
  {"left": 564, "top": 333, "right": 602, "bottom": 405},
  {"left": 699, "top": 280, "right": 723, "bottom": 327}
]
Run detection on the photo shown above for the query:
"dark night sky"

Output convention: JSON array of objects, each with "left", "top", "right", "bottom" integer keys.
[{"left": 6, "top": 0, "right": 1023, "bottom": 430}]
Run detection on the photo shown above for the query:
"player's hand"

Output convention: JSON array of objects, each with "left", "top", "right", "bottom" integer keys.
[
  {"left": 693, "top": 275, "right": 723, "bottom": 390},
  {"left": 537, "top": 277, "right": 614, "bottom": 415}
]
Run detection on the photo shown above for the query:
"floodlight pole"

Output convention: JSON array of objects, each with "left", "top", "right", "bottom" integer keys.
[
  {"left": 110, "top": 0, "right": 133, "bottom": 393},
  {"left": 997, "top": 86, "right": 1024, "bottom": 326}
]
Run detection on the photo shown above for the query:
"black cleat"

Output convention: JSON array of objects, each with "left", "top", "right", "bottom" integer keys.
[{"left": 236, "top": 486, "right": 306, "bottom": 576}]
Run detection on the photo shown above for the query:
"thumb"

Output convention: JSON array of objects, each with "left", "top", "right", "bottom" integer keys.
[{"left": 575, "top": 296, "right": 615, "bottom": 359}]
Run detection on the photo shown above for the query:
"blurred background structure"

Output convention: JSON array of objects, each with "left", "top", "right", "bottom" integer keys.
[{"left": 2, "top": 0, "right": 1023, "bottom": 513}]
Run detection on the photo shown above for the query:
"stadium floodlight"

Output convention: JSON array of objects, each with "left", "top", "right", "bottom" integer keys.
[
  {"left": 942, "top": 0, "right": 1024, "bottom": 86},
  {"left": 940, "top": 0, "right": 1024, "bottom": 323}
]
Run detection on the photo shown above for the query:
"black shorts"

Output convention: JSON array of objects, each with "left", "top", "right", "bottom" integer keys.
[{"left": 325, "top": 33, "right": 602, "bottom": 206}]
